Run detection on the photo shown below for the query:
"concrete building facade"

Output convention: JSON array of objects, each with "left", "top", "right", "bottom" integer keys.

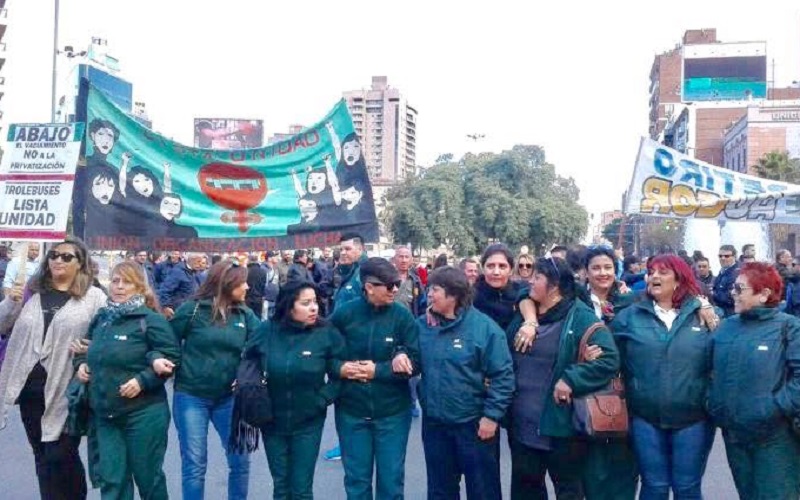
[{"left": 343, "top": 76, "right": 417, "bottom": 187}]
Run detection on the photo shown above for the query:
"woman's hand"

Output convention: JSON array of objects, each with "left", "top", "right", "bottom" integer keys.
[
  {"left": 152, "top": 358, "right": 175, "bottom": 376},
  {"left": 119, "top": 378, "right": 142, "bottom": 398},
  {"left": 583, "top": 344, "right": 603, "bottom": 361},
  {"left": 698, "top": 307, "right": 720, "bottom": 331},
  {"left": 163, "top": 307, "right": 175, "bottom": 320},
  {"left": 355, "top": 361, "right": 376, "bottom": 381},
  {"left": 514, "top": 324, "right": 537, "bottom": 353},
  {"left": 340, "top": 361, "right": 362, "bottom": 380},
  {"left": 69, "top": 338, "right": 90, "bottom": 355},
  {"left": 391, "top": 353, "right": 413, "bottom": 375},
  {"left": 553, "top": 379, "right": 573, "bottom": 405},
  {"left": 618, "top": 281, "right": 631, "bottom": 295},
  {"left": 76, "top": 363, "right": 91, "bottom": 383},
  {"left": 7, "top": 283, "right": 23, "bottom": 302},
  {"left": 477, "top": 417, "right": 498, "bottom": 441}
]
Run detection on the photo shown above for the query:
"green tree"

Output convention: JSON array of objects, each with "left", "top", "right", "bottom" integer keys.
[
  {"left": 386, "top": 145, "right": 588, "bottom": 256},
  {"left": 753, "top": 150, "right": 800, "bottom": 184}
]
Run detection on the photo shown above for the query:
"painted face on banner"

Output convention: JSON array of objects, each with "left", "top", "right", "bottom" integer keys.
[
  {"left": 92, "top": 177, "right": 115, "bottom": 204},
  {"left": 307, "top": 171, "right": 326, "bottom": 194},
  {"left": 91, "top": 128, "right": 116, "bottom": 155},
  {"left": 299, "top": 199, "right": 318, "bottom": 222},
  {"left": 132, "top": 173, "right": 154, "bottom": 197},
  {"left": 343, "top": 139, "right": 361, "bottom": 166},
  {"left": 160, "top": 195, "right": 182, "bottom": 220},
  {"left": 341, "top": 186, "right": 362, "bottom": 210}
]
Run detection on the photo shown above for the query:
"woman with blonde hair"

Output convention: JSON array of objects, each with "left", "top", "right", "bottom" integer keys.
[
  {"left": 514, "top": 253, "right": 535, "bottom": 283},
  {"left": 171, "top": 260, "right": 261, "bottom": 500},
  {"left": 0, "top": 237, "right": 107, "bottom": 500},
  {"left": 75, "top": 261, "right": 180, "bottom": 499}
]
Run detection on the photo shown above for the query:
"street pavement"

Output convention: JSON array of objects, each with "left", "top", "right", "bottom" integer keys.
[{"left": 0, "top": 390, "right": 739, "bottom": 499}]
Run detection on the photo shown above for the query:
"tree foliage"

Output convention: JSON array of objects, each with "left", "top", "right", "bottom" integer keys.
[
  {"left": 386, "top": 145, "right": 588, "bottom": 256},
  {"left": 753, "top": 150, "right": 800, "bottom": 184}
]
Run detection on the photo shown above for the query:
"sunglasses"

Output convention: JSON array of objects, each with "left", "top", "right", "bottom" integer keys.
[
  {"left": 519, "top": 263, "right": 533, "bottom": 269},
  {"left": 732, "top": 283, "right": 752, "bottom": 295},
  {"left": 366, "top": 278, "right": 402, "bottom": 290},
  {"left": 47, "top": 251, "right": 78, "bottom": 263}
]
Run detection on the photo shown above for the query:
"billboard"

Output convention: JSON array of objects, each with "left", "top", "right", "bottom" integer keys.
[
  {"left": 682, "top": 43, "right": 767, "bottom": 102},
  {"left": 193, "top": 118, "right": 264, "bottom": 150}
]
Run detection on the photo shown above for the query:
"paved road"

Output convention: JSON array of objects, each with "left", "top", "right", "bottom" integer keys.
[{"left": 0, "top": 391, "right": 738, "bottom": 499}]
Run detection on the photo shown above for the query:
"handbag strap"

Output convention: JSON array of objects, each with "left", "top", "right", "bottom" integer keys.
[{"left": 577, "top": 322, "right": 607, "bottom": 363}]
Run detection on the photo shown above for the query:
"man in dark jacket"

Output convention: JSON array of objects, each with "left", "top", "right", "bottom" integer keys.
[
  {"left": 245, "top": 253, "right": 267, "bottom": 318},
  {"left": 134, "top": 249, "right": 156, "bottom": 289},
  {"left": 159, "top": 253, "right": 204, "bottom": 319},
  {"left": 287, "top": 249, "right": 314, "bottom": 284},
  {"left": 154, "top": 250, "right": 182, "bottom": 289},
  {"left": 712, "top": 245, "right": 739, "bottom": 317},
  {"left": 695, "top": 257, "right": 715, "bottom": 299}
]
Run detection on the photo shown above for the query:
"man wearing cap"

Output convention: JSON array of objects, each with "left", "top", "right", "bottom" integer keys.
[{"left": 331, "top": 257, "right": 420, "bottom": 499}]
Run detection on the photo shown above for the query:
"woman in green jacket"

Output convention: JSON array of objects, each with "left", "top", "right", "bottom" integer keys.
[
  {"left": 505, "top": 257, "right": 620, "bottom": 500},
  {"left": 709, "top": 262, "right": 800, "bottom": 500},
  {"left": 247, "top": 280, "right": 345, "bottom": 500},
  {"left": 170, "top": 260, "right": 261, "bottom": 500},
  {"left": 75, "top": 261, "right": 181, "bottom": 500},
  {"left": 609, "top": 254, "right": 715, "bottom": 499}
]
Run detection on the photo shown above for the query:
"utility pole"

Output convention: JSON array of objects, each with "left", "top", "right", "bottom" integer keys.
[{"left": 50, "top": 0, "right": 60, "bottom": 122}]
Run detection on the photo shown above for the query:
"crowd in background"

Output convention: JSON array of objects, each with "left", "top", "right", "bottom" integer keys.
[{"left": 1, "top": 236, "right": 800, "bottom": 500}]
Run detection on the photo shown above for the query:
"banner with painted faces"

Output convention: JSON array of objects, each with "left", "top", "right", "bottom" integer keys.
[
  {"left": 625, "top": 137, "right": 800, "bottom": 223},
  {"left": 77, "top": 83, "right": 378, "bottom": 252}
]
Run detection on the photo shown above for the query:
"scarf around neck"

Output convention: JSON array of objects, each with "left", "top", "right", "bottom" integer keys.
[{"left": 98, "top": 294, "right": 146, "bottom": 326}]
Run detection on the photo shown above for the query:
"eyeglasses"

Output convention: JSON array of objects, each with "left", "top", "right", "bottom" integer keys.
[
  {"left": 719, "top": 254, "right": 733, "bottom": 259},
  {"left": 366, "top": 278, "right": 401, "bottom": 290},
  {"left": 519, "top": 263, "right": 533, "bottom": 269},
  {"left": 732, "top": 283, "right": 752, "bottom": 295},
  {"left": 47, "top": 251, "right": 78, "bottom": 263}
]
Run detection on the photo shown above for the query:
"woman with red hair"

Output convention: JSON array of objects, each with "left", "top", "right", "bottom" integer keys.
[
  {"left": 709, "top": 262, "right": 800, "bottom": 500},
  {"left": 609, "top": 254, "right": 716, "bottom": 499}
]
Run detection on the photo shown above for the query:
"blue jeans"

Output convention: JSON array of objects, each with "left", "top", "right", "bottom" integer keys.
[
  {"left": 631, "top": 417, "right": 714, "bottom": 500},
  {"left": 173, "top": 391, "right": 250, "bottom": 500},
  {"left": 335, "top": 408, "right": 412, "bottom": 500},
  {"left": 423, "top": 418, "right": 502, "bottom": 500}
]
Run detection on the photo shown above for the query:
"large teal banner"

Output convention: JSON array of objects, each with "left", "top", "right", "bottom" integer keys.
[{"left": 76, "top": 82, "right": 378, "bottom": 251}]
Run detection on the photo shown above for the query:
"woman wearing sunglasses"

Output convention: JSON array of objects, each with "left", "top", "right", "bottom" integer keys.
[
  {"left": 330, "top": 257, "right": 420, "bottom": 499},
  {"left": 709, "top": 262, "right": 800, "bottom": 500},
  {"left": 74, "top": 261, "right": 180, "bottom": 499},
  {"left": 170, "top": 260, "right": 261, "bottom": 500},
  {"left": 0, "top": 237, "right": 107, "bottom": 500},
  {"left": 513, "top": 254, "right": 535, "bottom": 283}
]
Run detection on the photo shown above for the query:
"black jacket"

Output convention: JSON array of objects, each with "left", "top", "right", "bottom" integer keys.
[
  {"left": 245, "top": 262, "right": 267, "bottom": 304},
  {"left": 712, "top": 263, "right": 739, "bottom": 316}
]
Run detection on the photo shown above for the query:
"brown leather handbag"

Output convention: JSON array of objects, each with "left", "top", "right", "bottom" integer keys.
[{"left": 571, "top": 322, "right": 629, "bottom": 439}]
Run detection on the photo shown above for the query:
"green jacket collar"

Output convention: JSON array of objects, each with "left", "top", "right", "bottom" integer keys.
[
  {"left": 740, "top": 306, "right": 779, "bottom": 322},
  {"left": 632, "top": 296, "right": 701, "bottom": 329}
]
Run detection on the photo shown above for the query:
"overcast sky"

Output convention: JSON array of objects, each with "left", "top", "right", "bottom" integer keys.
[{"left": 4, "top": 0, "right": 800, "bottom": 217}]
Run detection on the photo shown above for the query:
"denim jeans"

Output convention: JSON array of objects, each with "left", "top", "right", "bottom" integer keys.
[
  {"left": 335, "top": 408, "right": 412, "bottom": 500},
  {"left": 630, "top": 417, "right": 714, "bottom": 500},
  {"left": 423, "top": 418, "right": 502, "bottom": 500},
  {"left": 173, "top": 391, "right": 250, "bottom": 500}
]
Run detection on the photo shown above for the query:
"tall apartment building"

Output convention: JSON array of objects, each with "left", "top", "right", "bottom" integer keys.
[
  {"left": 0, "top": 0, "right": 8, "bottom": 137},
  {"left": 343, "top": 76, "right": 417, "bottom": 187}
]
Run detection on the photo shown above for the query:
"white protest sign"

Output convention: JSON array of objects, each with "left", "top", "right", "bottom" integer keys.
[{"left": 0, "top": 123, "right": 85, "bottom": 241}]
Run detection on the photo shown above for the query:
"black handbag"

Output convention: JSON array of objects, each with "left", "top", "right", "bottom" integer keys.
[{"left": 229, "top": 324, "right": 273, "bottom": 454}]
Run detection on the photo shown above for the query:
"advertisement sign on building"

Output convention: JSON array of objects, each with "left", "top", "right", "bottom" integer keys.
[
  {"left": 193, "top": 118, "right": 264, "bottom": 150},
  {"left": 682, "top": 42, "right": 767, "bottom": 102}
]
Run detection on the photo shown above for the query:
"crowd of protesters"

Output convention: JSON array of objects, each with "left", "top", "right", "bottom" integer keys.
[{"left": 1, "top": 235, "right": 800, "bottom": 500}]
